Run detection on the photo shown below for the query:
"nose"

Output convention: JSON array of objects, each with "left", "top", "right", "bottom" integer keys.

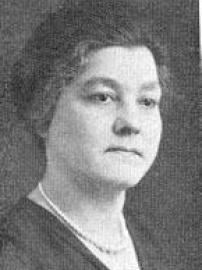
[{"left": 112, "top": 117, "right": 140, "bottom": 137}]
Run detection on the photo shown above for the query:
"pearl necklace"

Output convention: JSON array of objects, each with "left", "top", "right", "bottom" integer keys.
[{"left": 38, "top": 182, "right": 130, "bottom": 255}]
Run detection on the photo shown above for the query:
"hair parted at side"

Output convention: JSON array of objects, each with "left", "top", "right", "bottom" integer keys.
[{"left": 9, "top": 0, "right": 170, "bottom": 138}]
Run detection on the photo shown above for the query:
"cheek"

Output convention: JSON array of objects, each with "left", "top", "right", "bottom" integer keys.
[
  {"left": 144, "top": 114, "right": 162, "bottom": 146},
  {"left": 71, "top": 107, "right": 113, "bottom": 143}
]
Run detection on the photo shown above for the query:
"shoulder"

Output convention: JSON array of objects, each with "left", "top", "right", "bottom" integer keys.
[
  {"left": 0, "top": 242, "right": 31, "bottom": 270},
  {"left": 0, "top": 197, "right": 47, "bottom": 270},
  {"left": 0, "top": 198, "right": 94, "bottom": 270},
  {"left": 124, "top": 199, "right": 199, "bottom": 270},
  {"left": 0, "top": 215, "right": 32, "bottom": 270}
]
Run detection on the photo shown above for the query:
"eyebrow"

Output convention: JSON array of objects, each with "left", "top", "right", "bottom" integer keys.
[
  {"left": 81, "top": 76, "right": 121, "bottom": 92},
  {"left": 140, "top": 81, "right": 161, "bottom": 93},
  {"left": 81, "top": 76, "right": 161, "bottom": 95}
]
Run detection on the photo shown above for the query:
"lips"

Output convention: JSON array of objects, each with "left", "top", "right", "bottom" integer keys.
[{"left": 106, "top": 146, "right": 143, "bottom": 157}]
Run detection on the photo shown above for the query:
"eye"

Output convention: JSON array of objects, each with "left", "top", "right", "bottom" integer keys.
[
  {"left": 89, "top": 93, "right": 114, "bottom": 103},
  {"left": 139, "top": 97, "right": 159, "bottom": 108}
]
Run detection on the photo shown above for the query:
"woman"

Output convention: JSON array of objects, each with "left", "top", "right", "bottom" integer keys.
[{"left": 0, "top": 0, "right": 171, "bottom": 269}]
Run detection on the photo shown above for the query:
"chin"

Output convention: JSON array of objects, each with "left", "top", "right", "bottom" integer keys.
[
  {"left": 92, "top": 168, "right": 146, "bottom": 191},
  {"left": 80, "top": 158, "right": 151, "bottom": 191},
  {"left": 112, "top": 174, "right": 144, "bottom": 189},
  {"left": 98, "top": 156, "right": 151, "bottom": 187}
]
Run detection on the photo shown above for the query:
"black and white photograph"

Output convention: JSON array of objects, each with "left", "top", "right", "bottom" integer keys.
[{"left": 0, "top": 0, "right": 200, "bottom": 269}]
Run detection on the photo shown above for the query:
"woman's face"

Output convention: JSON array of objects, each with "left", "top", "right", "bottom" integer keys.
[{"left": 46, "top": 46, "right": 162, "bottom": 189}]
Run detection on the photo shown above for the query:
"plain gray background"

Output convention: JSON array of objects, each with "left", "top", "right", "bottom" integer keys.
[{"left": 0, "top": 0, "right": 200, "bottom": 268}]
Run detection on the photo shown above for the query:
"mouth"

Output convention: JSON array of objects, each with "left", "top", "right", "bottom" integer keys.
[{"left": 105, "top": 146, "right": 143, "bottom": 157}]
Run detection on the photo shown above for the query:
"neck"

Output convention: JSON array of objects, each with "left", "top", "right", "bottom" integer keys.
[{"left": 28, "top": 165, "right": 126, "bottom": 240}]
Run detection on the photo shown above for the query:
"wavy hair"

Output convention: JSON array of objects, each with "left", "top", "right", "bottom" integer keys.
[{"left": 9, "top": 0, "right": 170, "bottom": 139}]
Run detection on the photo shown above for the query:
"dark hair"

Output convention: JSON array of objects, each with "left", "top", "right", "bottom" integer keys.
[{"left": 9, "top": 0, "right": 170, "bottom": 138}]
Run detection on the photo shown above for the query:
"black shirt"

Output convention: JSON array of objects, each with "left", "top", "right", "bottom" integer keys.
[{"left": 0, "top": 198, "right": 174, "bottom": 270}]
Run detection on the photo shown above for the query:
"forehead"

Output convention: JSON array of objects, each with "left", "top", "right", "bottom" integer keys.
[{"left": 79, "top": 46, "right": 159, "bottom": 89}]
